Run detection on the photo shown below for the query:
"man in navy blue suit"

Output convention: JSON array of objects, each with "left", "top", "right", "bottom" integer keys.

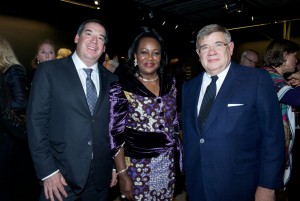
[
  {"left": 181, "top": 24, "right": 285, "bottom": 201},
  {"left": 26, "top": 19, "right": 118, "bottom": 201}
]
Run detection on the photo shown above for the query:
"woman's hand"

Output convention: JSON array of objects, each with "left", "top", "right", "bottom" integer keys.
[{"left": 118, "top": 173, "right": 134, "bottom": 200}]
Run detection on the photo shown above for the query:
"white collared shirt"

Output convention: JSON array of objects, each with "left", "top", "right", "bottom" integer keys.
[
  {"left": 72, "top": 51, "right": 100, "bottom": 97},
  {"left": 197, "top": 63, "right": 231, "bottom": 115}
]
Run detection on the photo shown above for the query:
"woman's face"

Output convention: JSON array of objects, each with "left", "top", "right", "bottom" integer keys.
[
  {"left": 283, "top": 52, "right": 298, "bottom": 73},
  {"left": 135, "top": 37, "right": 161, "bottom": 76},
  {"left": 36, "top": 43, "right": 56, "bottom": 63}
]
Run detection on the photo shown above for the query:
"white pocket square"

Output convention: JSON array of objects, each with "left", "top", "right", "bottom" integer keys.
[{"left": 227, "top": 103, "right": 244, "bottom": 107}]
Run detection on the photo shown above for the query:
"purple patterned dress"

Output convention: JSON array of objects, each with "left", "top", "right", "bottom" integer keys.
[{"left": 109, "top": 74, "right": 182, "bottom": 201}]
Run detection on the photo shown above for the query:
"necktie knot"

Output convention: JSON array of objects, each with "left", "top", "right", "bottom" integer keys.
[
  {"left": 83, "top": 68, "right": 93, "bottom": 78},
  {"left": 211, "top": 75, "right": 218, "bottom": 83}
]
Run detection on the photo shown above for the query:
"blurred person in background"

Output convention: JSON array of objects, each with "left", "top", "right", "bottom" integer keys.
[
  {"left": 56, "top": 48, "right": 72, "bottom": 59},
  {"left": 239, "top": 49, "right": 259, "bottom": 67},
  {"left": 0, "top": 36, "right": 30, "bottom": 201},
  {"left": 102, "top": 53, "right": 119, "bottom": 73},
  {"left": 262, "top": 39, "right": 300, "bottom": 199},
  {"left": 0, "top": 70, "right": 27, "bottom": 201},
  {"left": 26, "top": 39, "right": 57, "bottom": 96}
]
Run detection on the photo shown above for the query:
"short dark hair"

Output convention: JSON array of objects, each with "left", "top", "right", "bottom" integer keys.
[{"left": 77, "top": 19, "right": 108, "bottom": 44}]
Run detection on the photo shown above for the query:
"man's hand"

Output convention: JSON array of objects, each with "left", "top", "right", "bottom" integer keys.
[
  {"left": 110, "top": 169, "right": 118, "bottom": 187},
  {"left": 255, "top": 186, "right": 275, "bottom": 201},
  {"left": 43, "top": 171, "right": 68, "bottom": 201}
]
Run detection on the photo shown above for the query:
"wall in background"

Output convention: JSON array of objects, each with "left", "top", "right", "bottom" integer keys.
[
  {"left": 1, "top": 15, "right": 299, "bottom": 72},
  {"left": 0, "top": 15, "right": 74, "bottom": 70}
]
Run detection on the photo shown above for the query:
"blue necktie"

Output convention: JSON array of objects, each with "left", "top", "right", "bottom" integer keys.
[
  {"left": 83, "top": 68, "right": 97, "bottom": 115},
  {"left": 198, "top": 75, "right": 218, "bottom": 130}
]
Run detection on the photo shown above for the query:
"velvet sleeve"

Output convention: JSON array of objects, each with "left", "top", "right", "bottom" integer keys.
[
  {"left": 172, "top": 77, "right": 183, "bottom": 173},
  {"left": 109, "top": 81, "right": 128, "bottom": 158}
]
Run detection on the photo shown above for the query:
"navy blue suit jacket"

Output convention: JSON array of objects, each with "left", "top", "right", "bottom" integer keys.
[
  {"left": 26, "top": 56, "right": 118, "bottom": 193},
  {"left": 181, "top": 62, "right": 285, "bottom": 201}
]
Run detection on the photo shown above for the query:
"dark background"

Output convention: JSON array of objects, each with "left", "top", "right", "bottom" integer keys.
[{"left": 1, "top": 0, "right": 300, "bottom": 71}]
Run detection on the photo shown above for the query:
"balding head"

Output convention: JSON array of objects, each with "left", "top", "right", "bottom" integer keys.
[{"left": 240, "top": 49, "right": 259, "bottom": 67}]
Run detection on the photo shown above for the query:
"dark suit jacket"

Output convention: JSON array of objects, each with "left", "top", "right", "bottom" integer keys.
[
  {"left": 181, "top": 62, "right": 285, "bottom": 201},
  {"left": 26, "top": 56, "right": 118, "bottom": 193}
]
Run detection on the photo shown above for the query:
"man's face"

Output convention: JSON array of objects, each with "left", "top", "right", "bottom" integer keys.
[{"left": 196, "top": 32, "right": 234, "bottom": 75}]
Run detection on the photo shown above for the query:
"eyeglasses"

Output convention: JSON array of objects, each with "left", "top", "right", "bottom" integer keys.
[
  {"left": 242, "top": 55, "right": 258, "bottom": 65},
  {"left": 198, "top": 42, "right": 229, "bottom": 53}
]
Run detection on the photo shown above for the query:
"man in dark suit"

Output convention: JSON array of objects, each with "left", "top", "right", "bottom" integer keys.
[
  {"left": 181, "top": 24, "right": 285, "bottom": 201},
  {"left": 26, "top": 19, "right": 118, "bottom": 201}
]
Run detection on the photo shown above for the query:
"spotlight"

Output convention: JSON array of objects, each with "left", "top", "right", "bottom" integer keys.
[
  {"left": 148, "top": 11, "right": 154, "bottom": 19},
  {"left": 225, "top": 0, "right": 243, "bottom": 13},
  {"left": 94, "top": 0, "right": 99, "bottom": 5}
]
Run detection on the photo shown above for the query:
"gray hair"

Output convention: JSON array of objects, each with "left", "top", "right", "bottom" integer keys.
[{"left": 196, "top": 24, "right": 231, "bottom": 49}]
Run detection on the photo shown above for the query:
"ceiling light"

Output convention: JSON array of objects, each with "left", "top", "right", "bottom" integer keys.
[
  {"left": 225, "top": 0, "right": 243, "bottom": 13},
  {"left": 148, "top": 11, "right": 154, "bottom": 19},
  {"left": 60, "top": 0, "right": 100, "bottom": 10}
]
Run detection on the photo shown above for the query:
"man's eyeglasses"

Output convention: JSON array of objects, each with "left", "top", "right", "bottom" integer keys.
[
  {"left": 242, "top": 55, "right": 258, "bottom": 65},
  {"left": 198, "top": 42, "right": 228, "bottom": 53}
]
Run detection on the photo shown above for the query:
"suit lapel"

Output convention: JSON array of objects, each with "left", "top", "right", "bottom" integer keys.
[
  {"left": 94, "top": 64, "right": 108, "bottom": 114},
  {"left": 190, "top": 73, "right": 204, "bottom": 134},
  {"left": 63, "top": 58, "right": 91, "bottom": 114},
  {"left": 202, "top": 64, "right": 242, "bottom": 133}
]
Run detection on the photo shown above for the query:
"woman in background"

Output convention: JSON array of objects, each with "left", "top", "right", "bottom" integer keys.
[
  {"left": 26, "top": 38, "right": 56, "bottom": 96},
  {"left": 109, "top": 27, "right": 182, "bottom": 201},
  {"left": 0, "top": 36, "right": 27, "bottom": 114},
  {"left": 0, "top": 35, "right": 38, "bottom": 201},
  {"left": 262, "top": 39, "right": 300, "bottom": 193}
]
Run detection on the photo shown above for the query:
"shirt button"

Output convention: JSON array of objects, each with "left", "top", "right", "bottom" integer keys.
[
  {"left": 88, "top": 141, "right": 93, "bottom": 145},
  {"left": 200, "top": 138, "right": 205, "bottom": 143}
]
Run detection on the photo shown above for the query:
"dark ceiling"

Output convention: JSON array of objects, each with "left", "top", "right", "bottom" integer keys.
[
  {"left": 1, "top": 0, "right": 300, "bottom": 58},
  {"left": 132, "top": 0, "right": 300, "bottom": 28}
]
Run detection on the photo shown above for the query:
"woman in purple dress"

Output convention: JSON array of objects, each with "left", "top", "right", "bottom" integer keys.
[{"left": 109, "top": 27, "right": 182, "bottom": 201}]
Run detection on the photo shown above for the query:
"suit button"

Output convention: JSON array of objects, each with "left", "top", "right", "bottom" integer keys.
[
  {"left": 200, "top": 138, "right": 205, "bottom": 143},
  {"left": 88, "top": 141, "right": 93, "bottom": 145}
]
